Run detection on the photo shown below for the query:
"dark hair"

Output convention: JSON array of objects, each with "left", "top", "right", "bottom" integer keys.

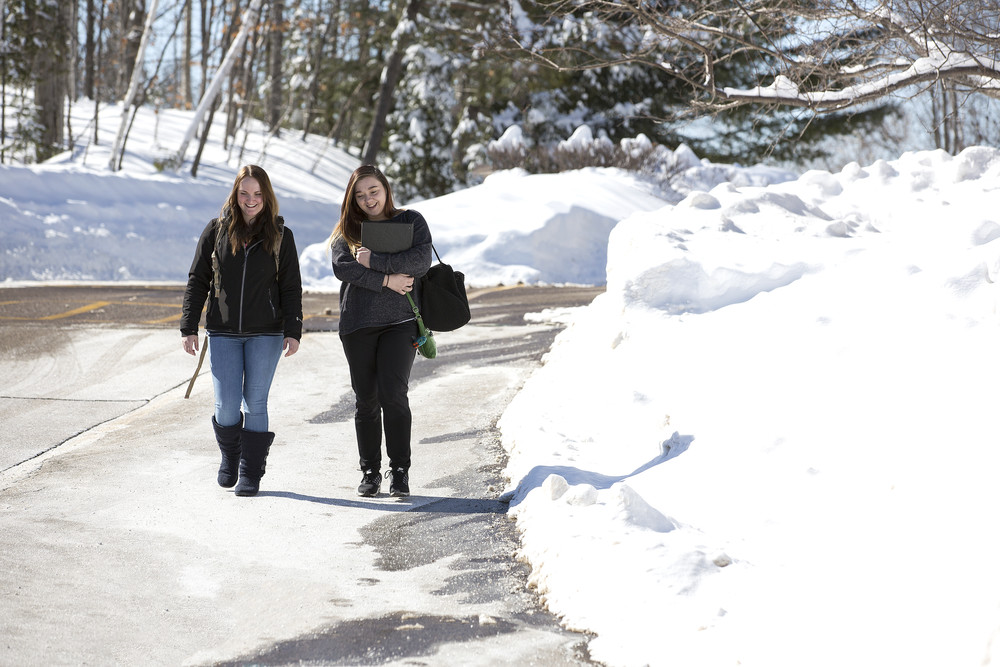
[
  {"left": 221, "top": 165, "right": 281, "bottom": 256},
  {"left": 330, "top": 164, "right": 400, "bottom": 250}
]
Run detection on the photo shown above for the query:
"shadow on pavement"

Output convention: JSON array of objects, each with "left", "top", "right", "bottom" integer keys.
[{"left": 257, "top": 490, "right": 508, "bottom": 515}]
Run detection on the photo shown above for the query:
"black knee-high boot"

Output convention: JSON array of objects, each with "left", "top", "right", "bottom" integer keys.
[
  {"left": 235, "top": 430, "right": 274, "bottom": 497},
  {"left": 212, "top": 416, "right": 243, "bottom": 488}
]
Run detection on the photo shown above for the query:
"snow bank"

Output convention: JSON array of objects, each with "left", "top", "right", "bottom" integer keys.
[{"left": 499, "top": 146, "right": 1000, "bottom": 667}]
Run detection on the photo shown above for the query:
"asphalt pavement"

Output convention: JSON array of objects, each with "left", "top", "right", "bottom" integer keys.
[{"left": 0, "top": 284, "right": 604, "bottom": 666}]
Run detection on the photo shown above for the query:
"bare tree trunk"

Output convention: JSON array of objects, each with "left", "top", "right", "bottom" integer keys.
[
  {"left": 92, "top": 0, "right": 108, "bottom": 146},
  {"left": 119, "top": 0, "right": 146, "bottom": 97},
  {"left": 34, "top": 0, "right": 73, "bottom": 161},
  {"left": 35, "top": 69, "right": 63, "bottom": 158},
  {"left": 67, "top": 0, "right": 78, "bottom": 102},
  {"left": 234, "top": 35, "right": 265, "bottom": 167},
  {"left": 110, "top": 0, "right": 159, "bottom": 170},
  {"left": 310, "top": 78, "right": 365, "bottom": 172},
  {"left": 175, "top": 0, "right": 265, "bottom": 172},
  {"left": 267, "top": 0, "right": 283, "bottom": 134},
  {"left": 931, "top": 83, "right": 944, "bottom": 150},
  {"left": 199, "top": 0, "right": 213, "bottom": 100},
  {"left": 181, "top": 0, "right": 193, "bottom": 108},
  {"left": 233, "top": 86, "right": 256, "bottom": 165},
  {"left": 191, "top": 96, "right": 221, "bottom": 177},
  {"left": 302, "top": 0, "right": 338, "bottom": 138},
  {"left": 944, "top": 87, "right": 954, "bottom": 153},
  {"left": 1, "top": 0, "right": 7, "bottom": 164},
  {"left": 84, "top": 0, "right": 96, "bottom": 99},
  {"left": 227, "top": 24, "right": 259, "bottom": 153},
  {"left": 223, "top": 65, "right": 239, "bottom": 150},
  {"left": 949, "top": 88, "right": 963, "bottom": 153},
  {"left": 225, "top": 0, "right": 248, "bottom": 148},
  {"left": 67, "top": 0, "right": 78, "bottom": 150},
  {"left": 361, "top": 0, "right": 422, "bottom": 166}
]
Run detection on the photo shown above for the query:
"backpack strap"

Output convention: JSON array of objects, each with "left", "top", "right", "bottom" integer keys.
[
  {"left": 273, "top": 216, "right": 284, "bottom": 276},
  {"left": 211, "top": 214, "right": 227, "bottom": 295}
]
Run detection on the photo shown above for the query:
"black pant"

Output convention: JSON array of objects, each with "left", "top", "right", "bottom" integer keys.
[{"left": 340, "top": 321, "right": 417, "bottom": 472}]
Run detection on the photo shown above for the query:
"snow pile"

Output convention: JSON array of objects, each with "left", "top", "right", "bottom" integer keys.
[
  {"left": 499, "top": 146, "right": 1000, "bottom": 666},
  {"left": 302, "top": 167, "right": 673, "bottom": 288}
]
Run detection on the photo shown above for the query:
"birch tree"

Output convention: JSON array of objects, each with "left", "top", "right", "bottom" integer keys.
[
  {"left": 267, "top": 0, "right": 283, "bottom": 133},
  {"left": 172, "top": 0, "right": 265, "bottom": 171},
  {"left": 180, "top": 0, "right": 193, "bottom": 108},
  {"left": 109, "top": 0, "right": 159, "bottom": 170}
]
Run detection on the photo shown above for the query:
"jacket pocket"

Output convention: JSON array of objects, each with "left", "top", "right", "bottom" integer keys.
[{"left": 268, "top": 283, "right": 282, "bottom": 321}]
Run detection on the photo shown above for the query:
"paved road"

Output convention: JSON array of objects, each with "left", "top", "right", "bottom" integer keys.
[
  {"left": 0, "top": 284, "right": 605, "bottom": 666},
  {"left": 0, "top": 284, "right": 602, "bottom": 473},
  {"left": 0, "top": 283, "right": 603, "bottom": 333}
]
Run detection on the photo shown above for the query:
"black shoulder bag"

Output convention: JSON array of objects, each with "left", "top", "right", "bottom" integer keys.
[{"left": 419, "top": 244, "right": 471, "bottom": 332}]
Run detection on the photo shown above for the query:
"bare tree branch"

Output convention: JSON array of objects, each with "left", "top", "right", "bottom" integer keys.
[{"left": 504, "top": 0, "right": 1000, "bottom": 114}]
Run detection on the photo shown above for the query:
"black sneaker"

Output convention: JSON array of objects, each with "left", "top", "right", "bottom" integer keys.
[
  {"left": 357, "top": 469, "right": 381, "bottom": 497},
  {"left": 386, "top": 467, "right": 409, "bottom": 497}
]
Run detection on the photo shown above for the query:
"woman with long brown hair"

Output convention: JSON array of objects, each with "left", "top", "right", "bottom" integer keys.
[
  {"left": 330, "top": 165, "right": 432, "bottom": 497},
  {"left": 181, "top": 165, "right": 303, "bottom": 497}
]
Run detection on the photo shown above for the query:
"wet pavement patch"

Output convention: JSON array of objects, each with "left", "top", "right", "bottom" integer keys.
[{"left": 213, "top": 611, "right": 518, "bottom": 665}]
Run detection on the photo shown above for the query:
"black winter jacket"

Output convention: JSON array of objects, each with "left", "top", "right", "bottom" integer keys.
[
  {"left": 181, "top": 217, "right": 303, "bottom": 340},
  {"left": 331, "top": 209, "right": 432, "bottom": 336}
]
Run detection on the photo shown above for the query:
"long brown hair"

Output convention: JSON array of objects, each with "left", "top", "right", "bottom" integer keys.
[
  {"left": 220, "top": 165, "right": 281, "bottom": 255},
  {"left": 328, "top": 164, "right": 400, "bottom": 252}
]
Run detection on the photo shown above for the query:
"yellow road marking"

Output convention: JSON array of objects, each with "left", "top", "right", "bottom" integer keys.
[
  {"left": 119, "top": 301, "right": 183, "bottom": 308},
  {"left": 467, "top": 285, "right": 519, "bottom": 300},
  {"left": 39, "top": 301, "right": 112, "bottom": 320},
  {"left": 143, "top": 313, "right": 183, "bottom": 324}
]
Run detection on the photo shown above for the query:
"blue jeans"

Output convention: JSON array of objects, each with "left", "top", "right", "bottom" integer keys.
[{"left": 209, "top": 334, "right": 283, "bottom": 432}]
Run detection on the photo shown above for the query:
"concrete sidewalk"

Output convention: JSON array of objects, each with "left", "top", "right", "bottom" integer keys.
[{"left": 0, "top": 323, "right": 591, "bottom": 666}]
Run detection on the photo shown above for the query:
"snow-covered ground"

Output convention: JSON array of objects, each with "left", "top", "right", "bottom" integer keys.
[{"left": 3, "top": 102, "right": 1000, "bottom": 666}]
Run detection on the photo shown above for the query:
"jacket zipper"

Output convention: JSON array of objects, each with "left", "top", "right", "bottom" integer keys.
[{"left": 238, "top": 240, "right": 263, "bottom": 333}]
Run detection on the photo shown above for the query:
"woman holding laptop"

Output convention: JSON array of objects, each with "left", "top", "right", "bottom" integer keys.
[{"left": 329, "top": 165, "right": 432, "bottom": 497}]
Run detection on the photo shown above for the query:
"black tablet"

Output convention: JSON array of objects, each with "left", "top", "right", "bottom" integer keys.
[{"left": 361, "top": 221, "right": 413, "bottom": 253}]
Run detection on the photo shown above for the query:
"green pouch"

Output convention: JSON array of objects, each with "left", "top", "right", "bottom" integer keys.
[{"left": 406, "top": 294, "right": 437, "bottom": 359}]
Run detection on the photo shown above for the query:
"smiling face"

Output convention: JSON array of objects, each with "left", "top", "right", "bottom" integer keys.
[
  {"left": 354, "top": 175, "right": 388, "bottom": 221},
  {"left": 237, "top": 176, "right": 263, "bottom": 223}
]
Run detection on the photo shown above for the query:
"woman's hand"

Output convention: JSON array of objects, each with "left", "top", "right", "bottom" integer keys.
[
  {"left": 356, "top": 247, "right": 371, "bottom": 268},
  {"left": 283, "top": 337, "right": 300, "bottom": 357},
  {"left": 385, "top": 273, "right": 414, "bottom": 295},
  {"left": 182, "top": 334, "right": 199, "bottom": 356}
]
